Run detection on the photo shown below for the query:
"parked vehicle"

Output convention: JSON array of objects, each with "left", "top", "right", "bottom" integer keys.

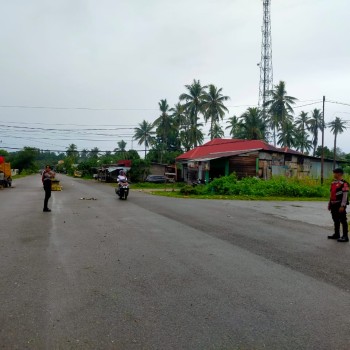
[
  {"left": 0, "top": 162, "right": 12, "bottom": 188},
  {"left": 115, "top": 179, "right": 129, "bottom": 200},
  {"left": 145, "top": 175, "right": 169, "bottom": 183},
  {"left": 74, "top": 170, "right": 82, "bottom": 177}
]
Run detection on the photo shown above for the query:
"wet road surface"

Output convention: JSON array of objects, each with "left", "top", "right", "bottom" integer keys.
[{"left": 1, "top": 175, "right": 349, "bottom": 349}]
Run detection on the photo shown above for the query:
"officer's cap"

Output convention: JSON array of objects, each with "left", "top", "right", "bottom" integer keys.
[{"left": 333, "top": 168, "right": 344, "bottom": 174}]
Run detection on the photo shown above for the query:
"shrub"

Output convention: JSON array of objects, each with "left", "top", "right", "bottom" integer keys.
[{"left": 204, "top": 175, "right": 328, "bottom": 198}]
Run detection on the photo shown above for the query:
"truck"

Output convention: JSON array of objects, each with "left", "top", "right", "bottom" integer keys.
[{"left": 0, "top": 162, "right": 12, "bottom": 188}]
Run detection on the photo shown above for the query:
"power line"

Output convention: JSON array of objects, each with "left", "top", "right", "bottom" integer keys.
[
  {"left": 0, "top": 105, "right": 158, "bottom": 111},
  {"left": 293, "top": 101, "right": 323, "bottom": 109},
  {"left": 1, "top": 135, "right": 135, "bottom": 142},
  {"left": 326, "top": 100, "right": 350, "bottom": 107},
  {"left": 0, "top": 124, "right": 135, "bottom": 131},
  {"left": 0, "top": 120, "right": 138, "bottom": 127},
  {"left": 0, "top": 145, "right": 146, "bottom": 153}
]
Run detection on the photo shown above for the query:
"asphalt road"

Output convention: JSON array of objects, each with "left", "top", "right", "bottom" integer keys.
[{"left": 1, "top": 175, "right": 350, "bottom": 350}]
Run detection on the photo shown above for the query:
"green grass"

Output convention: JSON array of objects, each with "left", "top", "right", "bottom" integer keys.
[
  {"left": 144, "top": 175, "right": 336, "bottom": 201},
  {"left": 146, "top": 190, "right": 328, "bottom": 201},
  {"left": 129, "top": 182, "right": 183, "bottom": 190}
]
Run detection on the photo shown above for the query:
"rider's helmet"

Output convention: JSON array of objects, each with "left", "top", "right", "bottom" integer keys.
[{"left": 119, "top": 169, "right": 125, "bottom": 175}]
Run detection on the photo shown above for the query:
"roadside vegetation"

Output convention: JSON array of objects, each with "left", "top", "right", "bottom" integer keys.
[{"left": 144, "top": 174, "right": 349, "bottom": 201}]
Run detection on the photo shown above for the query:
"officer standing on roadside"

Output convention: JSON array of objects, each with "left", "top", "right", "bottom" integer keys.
[
  {"left": 328, "top": 168, "right": 349, "bottom": 242},
  {"left": 42, "top": 165, "right": 55, "bottom": 212}
]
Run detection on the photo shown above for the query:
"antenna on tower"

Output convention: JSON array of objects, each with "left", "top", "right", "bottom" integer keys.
[{"left": 258, "top": 0, "right": 273, "bottom": 118}]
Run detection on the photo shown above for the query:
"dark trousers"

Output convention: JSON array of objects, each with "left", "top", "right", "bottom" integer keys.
[
  {"left": 43, "top": 180, "right": 52, "bottom": 210},
  {"left": 330, "top": 203, "right": 348, "bottom": 237}
]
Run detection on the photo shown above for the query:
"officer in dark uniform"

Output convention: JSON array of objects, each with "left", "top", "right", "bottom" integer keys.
[
  {"left": 327, "top": 168, "right": 349, "bottom": 242},
  {"left": 42, "top": 165, "right": 55, "bottom": 212}
]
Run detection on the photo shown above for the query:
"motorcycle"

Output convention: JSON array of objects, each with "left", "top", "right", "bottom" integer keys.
[{"left": 115, "top": 179, "right": 129, "bottom": 200}]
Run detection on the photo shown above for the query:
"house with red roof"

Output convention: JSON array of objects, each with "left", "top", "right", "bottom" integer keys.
[{"left": 176, "top": 138, "right": 340, "bottom": 183}]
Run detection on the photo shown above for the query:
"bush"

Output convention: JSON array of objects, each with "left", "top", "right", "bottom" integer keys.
[{"left": 204, "top": 175, "right": 328, "bottom": 198}]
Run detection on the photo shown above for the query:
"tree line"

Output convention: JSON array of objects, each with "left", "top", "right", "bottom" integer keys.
[
  {"left": 0, "top": 79, "right": 349, "bottom": 175},
  {"left": 133, "top": 79, "right": 349, "bottom": 163}
]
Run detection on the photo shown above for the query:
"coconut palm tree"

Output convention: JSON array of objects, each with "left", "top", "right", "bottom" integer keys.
[
  {"left": 153, "top": 100, "right": 172, "bottom": 142},
  {"left": 328, "top": 117, "right": 348, "bottom": 168},
  {"left": 295, "top": 111, "right": 311, "bottom": 154},
  {"left": 66, "top": 143, "right": 79, "bottom": 162},
  {"left": 134, "top": 120, "right": 155, "bottom": 158},
  {"left": 169, "top": 102, "right": 186, "bottom": 150},
  {"left": 226, "top": 115, "right": 243, "bottom": 138},
  {"left": 89, "top": 147, "right": 100, "bottom": 159},
  {"left": 294, "top": 131, "right": 312, "bottom": 154},
  {"left": 264, "top": 81, "right": 297, "bottom": 146},
  {"left": 117, "top": 140, "right": 127, "bottom": 152},
  {"left": 80, "top": 148, "right": 89, "bottom": 161},
  {"left": 208, "top": 122, "right": 225, "bottom": 139},
  {"left": 201, "top": 84, "right": 230, "bottom": 140},
  {"left": 277, "top": 120, "right": 297, "bottom": 148},
  {"left": 153, "top": 99, "right": 174, "bottom": 163},
  {"left": 239, "top": 107, "right": 268, "bottom": 140},
  {"left": 179, "top": 79, "right": 207, "bottom": 148},
  {"left": 170, "top": 103, "right": 186, "bottom": 129},
  {"left": 308, "top": 108, "right": 324, "bottom": 156}
]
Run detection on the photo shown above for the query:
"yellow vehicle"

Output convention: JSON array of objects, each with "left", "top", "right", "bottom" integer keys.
[
  {"left": 74, "top": 170, "right": 82, "bottom": 177},
  {"left": 0, "top": 162, "right": 12, "bottom": 188}
]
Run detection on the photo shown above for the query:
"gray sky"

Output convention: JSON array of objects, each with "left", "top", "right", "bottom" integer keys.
[{"left": 0, "top": 0, "right": 349, "bottom": 155}]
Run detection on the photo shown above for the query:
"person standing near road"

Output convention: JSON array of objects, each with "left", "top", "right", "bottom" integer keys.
[
  {"left": 328, "top": 168, "right": 349, "bottom": 242},
  {"left": 42, "top": 165, "right": 55, "bottom": 212}
]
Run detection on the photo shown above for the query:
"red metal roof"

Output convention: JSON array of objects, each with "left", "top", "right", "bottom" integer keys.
[{"left": 176, "top": 138, "right": 302, "bottom": 161}]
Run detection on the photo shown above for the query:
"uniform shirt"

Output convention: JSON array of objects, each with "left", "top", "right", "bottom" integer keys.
[
  {"left": 42, "top": 170, "right": 54, "bottom": 182},
  {"left": 330, "top": 179, "right": 349, "bottom": 207},
  {"left": 117, "top": 175, "right": 127, "bottom": 183}
]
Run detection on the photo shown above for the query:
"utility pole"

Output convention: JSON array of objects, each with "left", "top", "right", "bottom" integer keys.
[
  {"left": 321, "top": 95, "right": 325, "bottom": 185},
  {"left": 258, "top": 0, "right": 273, "bottom": 119}
]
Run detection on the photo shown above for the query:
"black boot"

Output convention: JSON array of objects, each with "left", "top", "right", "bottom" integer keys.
[
  {"left": 328, "top": 234, "right": 340, "bottom": 239},
  {"left": 337, "top": 236, "right": 349, "bottom": 242}
]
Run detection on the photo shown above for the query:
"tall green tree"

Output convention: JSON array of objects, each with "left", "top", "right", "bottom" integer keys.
[
  {"left": 294, "top": 132, "right": 312, "bottom": 154},
  {"left": 80, "top": 148, "right": 89, "bottom": 161},
  {"left": 308, "top": 108, "right": 323, "bottom": 156},
  {"left": 11, "top": 147, "right": 38, "bottom": 172},
  {"left": 208, "top": 122, "right": 225, "bottom": 139},
  {"left": 225, "top": 115, "right": 243, "bottom": 138},
  {"left": 117, "top": 140, "right": 127, "bottom": 152},
  {"left": 277, "top": 120, "right": 297, "bottom": 148},
  {"left": 153, "top": 99, "right": 174, "bottom": 163},
  {"left": 239, "top": 107, "right": 268, "bottom": 140},
  {"left": 134, "top": 120, "right": 155, "bottom": 158},
  {"left": 170, "top": 102, "right": 186, "bottom": 130},
  {"left": 264, "top": 81, "right": 297, "bottom": 146},
  {"left": 170, "top": 102, "right": 193, "bottom": 151},
  {"left": 169, "top": 102, "right": 187, "bottom": 150},
  {"left": 328, "top": 117, "right": 348, "bottom": 168},
  {"left": 179, "top": 79, "right": 207, "bottom": 148},
  {"left": 201, "top": 84, "right": 230, "bottom": 140},
  {"left": 295, "top": 111, "right": 311, "bottom": 154},
  {"left": 0, "top": 149, "right": 9, "bottom": 157},
  {"left": 66, "top": 143, "right": 79, "bottom": 162},
  {"left": 89, "top": 147, "right": 100, "bottom": 159}
]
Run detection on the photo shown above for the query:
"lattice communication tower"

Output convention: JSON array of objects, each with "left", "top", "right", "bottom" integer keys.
[{"left": 258, "top": 0, "right": 273, "bottom": 116}]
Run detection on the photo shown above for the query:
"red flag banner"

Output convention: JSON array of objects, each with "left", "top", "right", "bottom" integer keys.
[{"left": 0, "top": 156, "right": 5, "bottom": 164}]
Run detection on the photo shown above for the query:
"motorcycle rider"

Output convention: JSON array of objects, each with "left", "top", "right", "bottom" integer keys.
[{"left": 116, "top": 170, "right": 128, "bottom": 194}]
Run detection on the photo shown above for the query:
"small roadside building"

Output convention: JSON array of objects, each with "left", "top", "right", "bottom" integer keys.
[{"left": 176, "top": 138, "right": 342, "bottom": 183}]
